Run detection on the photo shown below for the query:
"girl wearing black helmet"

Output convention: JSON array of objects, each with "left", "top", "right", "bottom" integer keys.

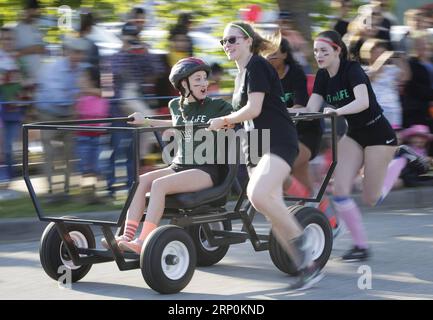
[
  {"left": 101, "top": 57, "right": 233, "bottom": 254},
  {"left": 208, "top": 22, "right": 324, "bottom": 290}
]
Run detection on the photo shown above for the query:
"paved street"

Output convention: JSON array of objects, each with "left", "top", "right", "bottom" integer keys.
[{"left": 1, "top": 206, "right": 433, "bottom": 300}]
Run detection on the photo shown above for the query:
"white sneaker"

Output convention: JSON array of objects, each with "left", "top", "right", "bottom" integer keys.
[
  {"left": 289, "top": 232, "right": 325, "bottom": 290},
  {"left": 101, "top": 235, "right": 129, "bottom": 249}
]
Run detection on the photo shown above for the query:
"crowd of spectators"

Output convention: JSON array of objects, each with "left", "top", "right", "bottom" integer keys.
[{"left": 2, "top": 0, "right": 433, "bottom": 200}]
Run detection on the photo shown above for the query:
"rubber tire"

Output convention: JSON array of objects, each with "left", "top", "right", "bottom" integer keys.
[
  {"left": 140, "top": 225, "right": 196, "bottom": 294},
  {"left": 39, "top": 221, "right": 95, "bottom": 283},
  {"left": 269, "top": 206, "right": 333, "bottom": 276},
  {"left": 187, "top": 220, "right": 231, "bottom": 267}
]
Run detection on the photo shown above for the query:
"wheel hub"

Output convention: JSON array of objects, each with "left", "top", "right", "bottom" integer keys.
[
  {"left": 161, "top": 240, "right": 189, "bottom": 280},
  {"left": 199, "top": 222, "right": 224, "bottom": 251},
  {"left": 165, "top": 254, "right": 180, "bottom": 265},
  {"left": 59, "top": 231, "right": 89, "bottom": 270},
  {"left": 304, "top": 223, "right": 326, "bottom": 261}
]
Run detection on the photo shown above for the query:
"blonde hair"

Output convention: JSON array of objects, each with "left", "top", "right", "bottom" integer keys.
[{"left": 359, "top": 38, "right": 388, "bottom": 62}]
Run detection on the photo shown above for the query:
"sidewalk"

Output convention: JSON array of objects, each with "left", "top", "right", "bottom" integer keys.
[{"left": 1, "top": 180, "right": 433, "bottom": 243}]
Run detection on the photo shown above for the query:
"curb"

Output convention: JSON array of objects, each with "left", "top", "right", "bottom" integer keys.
[{"left": 0, "top": 212, "right": 119, "bottom": 244}]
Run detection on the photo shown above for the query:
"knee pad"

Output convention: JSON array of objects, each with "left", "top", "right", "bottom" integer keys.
[{"left": 333, "top": 196, "right": 350, "bottom": 203}]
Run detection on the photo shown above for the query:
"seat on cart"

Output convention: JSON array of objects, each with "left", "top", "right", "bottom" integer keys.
[{"left": 146, "top": 162, "right": 239, "bottom": 209}]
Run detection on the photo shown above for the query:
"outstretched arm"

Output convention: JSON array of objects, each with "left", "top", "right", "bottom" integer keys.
[
  {"left": 207, "top": 92, "right": 264, "bottom": 130},
  {"left": 288, "top": 93, "right": 324, "bottom": 114},
  {"left": 128, "top": 112, "right": 172, "bottom": 126}
]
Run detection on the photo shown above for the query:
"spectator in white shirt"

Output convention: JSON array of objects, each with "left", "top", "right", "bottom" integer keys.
[{"left": 14, "top": 0, "right": 45, "bottom": 83}]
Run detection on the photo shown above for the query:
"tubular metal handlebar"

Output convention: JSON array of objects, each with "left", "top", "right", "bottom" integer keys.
[
  {"left": 25, "top": 112, "right": 335, "bottom": 129},
  {"left": 26, "top": 114, "right": 176, "bottom": 127},
  {"left": 289, "top": 112, "right": 337, "bottom": 121},
  {"left": 22, "top": 111, "right": 339, "bottom": 224},
  {"left": 24, "top": 112, "right": 337, "bottom": 132},
  {"left": 22, "top": 116, "right": 210, "bottom": 133}
]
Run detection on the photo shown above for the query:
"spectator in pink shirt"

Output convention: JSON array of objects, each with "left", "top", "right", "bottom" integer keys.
[{"left": 75, "top": 66, "right": 109, "bottom": 202}]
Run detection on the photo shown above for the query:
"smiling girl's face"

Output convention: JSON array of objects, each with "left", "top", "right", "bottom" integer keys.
[
  {"left": 182, "top": 70, "right": 209, "bottom": 101},
  {"left": 221, "top": 25, "right": 251, "bottom": 61}
]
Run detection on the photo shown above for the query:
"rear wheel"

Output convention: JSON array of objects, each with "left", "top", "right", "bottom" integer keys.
[{"left": 187, "top": 220, "right": 231, "bottom": 267}]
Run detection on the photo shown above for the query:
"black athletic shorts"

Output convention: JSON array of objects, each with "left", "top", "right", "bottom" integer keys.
[
  {"left": 297, "top": 120, "right": 323, "bottom": 160},
  {"left": 346, "top": 114, "right": 397, "bottom": 148},
  {"left": 270, "top": 144, "right": 299, "bottom": 168},
  {"left": 169, "top": 163, "right": 222, "bottom": 186},
  {"left": 242, "top": 134, "right": 299, "bottom": 169}
]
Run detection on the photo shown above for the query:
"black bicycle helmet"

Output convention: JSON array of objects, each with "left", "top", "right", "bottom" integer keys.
[{"left": 169, "top": 57, "right": 211, "bottom": 93}]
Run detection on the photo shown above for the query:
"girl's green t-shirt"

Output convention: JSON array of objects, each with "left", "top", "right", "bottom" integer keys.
[{"left": 168, "top": 97, "right": 233, "bottom": 165}]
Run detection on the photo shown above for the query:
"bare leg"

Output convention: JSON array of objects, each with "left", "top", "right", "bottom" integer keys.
[
  {"left": 249, "top": 154, "right": 327, "bottom": 288},
  {"left": 362, "top": 145, "right": 397, "bottom": 206},
  {"left": 247, "top": 154, "right": 304, "bottom": 265},
  {"left": 101, "top": 167, "right": 175, "bottom": 248},
  {"left": 145, "top": 169, "right": 213, "bottom": 224},
  {"left": 291, "top": 142, "right": 314, "bottom": 192},
  {"left": 292, "top": 143, "right": 336, "bottom": 228},
  {"left": 333, "top": 136, "right": 364, "bottom": 197},
  {"left": 119, "top": 169, "right": 213, "bottom": 253},
  {"left": 126, "top": 167, "right": 176, "bottom": 223}
]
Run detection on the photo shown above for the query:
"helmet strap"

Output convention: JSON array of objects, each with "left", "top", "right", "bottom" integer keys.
[{"left": 186, "top": 79, "right": 205, "bottom": 105}]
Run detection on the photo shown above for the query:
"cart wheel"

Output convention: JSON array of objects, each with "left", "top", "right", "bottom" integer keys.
[
  {"left": 187, "top": 220, "right": 231, "bottom": 267},
  {"left": 39, "top": 220, "right": 95, "bottom": 283},
  {"left": 140, "top": 225, "right": 196, "bottom": 294},
  {"left": 269, "top": 206, "right": 333, "bottom": 276}
]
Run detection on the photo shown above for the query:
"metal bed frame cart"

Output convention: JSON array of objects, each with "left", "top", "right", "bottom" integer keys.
[{"left": 22, "top": 112, "right": 338, "bottom": 294}]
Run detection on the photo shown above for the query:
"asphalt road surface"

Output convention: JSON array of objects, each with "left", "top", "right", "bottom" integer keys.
[{"left": 1, "top": 207, "right": 433, "bottom": 300}]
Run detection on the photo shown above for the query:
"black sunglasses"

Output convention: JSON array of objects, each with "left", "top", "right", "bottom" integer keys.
[{"left": 220, "top": 36, "right": 246, "bottom": 46}]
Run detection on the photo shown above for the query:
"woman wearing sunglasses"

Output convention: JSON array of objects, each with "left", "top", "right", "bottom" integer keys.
[{"left": 208, "top": 22, "right": 324, "bottom": 290}]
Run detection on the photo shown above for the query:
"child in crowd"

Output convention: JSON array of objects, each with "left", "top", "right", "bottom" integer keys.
[
  {"left": 397, "top": 125, "right": 433, "bottom": 187},
  {"left": 207, "top": 62, "right": 224, "bottom": 94},
  {"left": 75, "top": 66, "right": 109, "bottom": 202}
]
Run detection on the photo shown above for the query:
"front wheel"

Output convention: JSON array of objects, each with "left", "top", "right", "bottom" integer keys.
[
  {"left": 269, "top": 206, "right": 333, "bottom": 276},
  {"left": 39, "top": 221, "right": 95, "bottom": 283},
  {"left": 140, "top": 225, "right": 196, "bottom": 294}
]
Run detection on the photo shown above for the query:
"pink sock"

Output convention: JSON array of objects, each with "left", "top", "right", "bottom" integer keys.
[
  {"left": 285, "top": 177, "right": 310, "bottom": 198},
  {"left": 123, "top": 220, "right": 139, "bottom": 241},
  {"left": 380, "top": 157, "right": 407, "bottom": 201},
  {"left": 138, "top": 221, "right": 157, "bottom": 242},
  {"left": 333, "top": 197, "right": 368, "bottom": 249}
]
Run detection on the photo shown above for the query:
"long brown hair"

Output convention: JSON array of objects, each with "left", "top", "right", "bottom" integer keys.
[
  {"left": 228, "top": 21, "right": 280, "bottom": 56},
  {"left": 178, "top": 94, "right": 188, "bottom": 122},
  {"left": 316, "top": 30, "right": 349, "bottom": 60}
]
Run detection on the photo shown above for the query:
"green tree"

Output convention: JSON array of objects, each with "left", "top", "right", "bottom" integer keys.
[
  {"left": 154, "top": 0, "right": 277, "bottom": 34},
  {"left": 0, "top": 0, "right": 142, "bottom": 26}
]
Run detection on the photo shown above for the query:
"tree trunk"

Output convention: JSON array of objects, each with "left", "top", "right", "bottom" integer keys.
[{"left": 276, "top": 0, "right": 313, "bottom": 42}]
